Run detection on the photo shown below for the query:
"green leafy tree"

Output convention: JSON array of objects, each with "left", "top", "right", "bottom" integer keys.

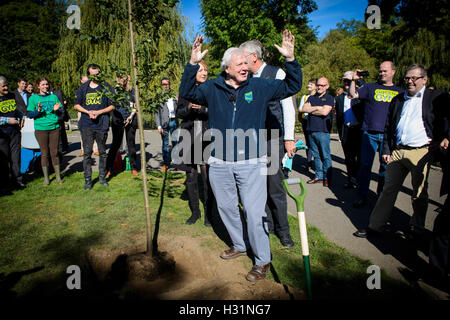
[
  {"left": 52, "top": 0, "right": 190, "bottom": 120},
  {"left": 338, "top": 1, "right": 449, "bottom": 90},
  {"left": 301, "top": 30, "right": 377, "bottom": 95},
  {"left": 200, "top": 0, "right": 318, "bottom": 74},
  {"left": 0, "top": 0, "right": 65, "bottom": 86}
]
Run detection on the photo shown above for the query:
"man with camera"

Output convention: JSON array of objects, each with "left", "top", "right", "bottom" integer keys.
[{"left": 349, "top": 61, "right": 403, "bottom": 207}]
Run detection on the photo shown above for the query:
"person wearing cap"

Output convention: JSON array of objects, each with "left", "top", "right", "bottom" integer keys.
[{"left": 335, "top": 71, "right": 364, "bottom": 188}]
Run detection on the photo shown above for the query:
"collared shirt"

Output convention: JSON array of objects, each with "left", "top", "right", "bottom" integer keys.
[
  {"left": 395, "top": 86, "right": 430, "bottom": 147},
  {"left": 343, "top": 92, "right": 359, "bottom": 126},
  {"left": 0, "top": 117, "right": 12, "bottom": 125},
  {"left": 167, "top": 98, "right": 176, "bottom": 119},
  {"left": 254, "top": 62, "right": 295, "bottom": 140},
  {"left": 18, "top": 89, "right": 28, "bottom": 106}
]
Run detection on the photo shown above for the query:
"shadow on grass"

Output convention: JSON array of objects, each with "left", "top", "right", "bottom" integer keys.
[
  {"left": 152, "top": 170, "right": 168, "bottom": 255},
  {"left": 1, "top": 233, "right": 107, "bottom": 301},
  {"left": 277, "top": 254, "right": 429, "bottom": 300}
]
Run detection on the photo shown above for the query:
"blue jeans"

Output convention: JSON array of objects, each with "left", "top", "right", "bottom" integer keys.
[
  {"left": 162, "top": 119, "right": 178, "bottom": 165},
  {"left": 309, "top": 131, "right": 332, "bottom": 180},
  {"left": 357, "top": 131, "right": 387, "bottom": 198}
]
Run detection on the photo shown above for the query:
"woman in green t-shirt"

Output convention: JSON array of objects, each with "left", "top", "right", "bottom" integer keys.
[{"left": 27, "top": 77, "right": 64, "bottom": 185}]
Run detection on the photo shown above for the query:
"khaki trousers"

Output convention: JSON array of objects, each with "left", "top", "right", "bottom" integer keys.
[{"left": 368, "top": 147, "right": 431, "bottom": 232}]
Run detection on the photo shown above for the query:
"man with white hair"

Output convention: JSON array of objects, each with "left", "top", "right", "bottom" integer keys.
[
  {"left": 0, "top": 75, "right": 25, "bottom": 191},
  {"left": 335, "top": 71, "right": 364, "bottom": 188},
  {"left": 239, "top": 39, "right": 296, "bottom": 248},
  {"left": 179, "top": 30, "right": 302, "bottom": 282}
]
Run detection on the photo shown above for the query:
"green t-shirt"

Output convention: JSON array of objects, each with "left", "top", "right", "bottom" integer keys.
[{"left": 27, "top": 94, "right": 61, "bottom": 131}]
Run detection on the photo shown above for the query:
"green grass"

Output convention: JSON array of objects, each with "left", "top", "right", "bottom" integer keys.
[{"left": 0, "top": 170, "right": 426, "bottom": 300}]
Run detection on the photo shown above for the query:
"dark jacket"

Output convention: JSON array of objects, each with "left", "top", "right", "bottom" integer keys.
[
  {"left": 176, "top": 96, "right": 209, "bottom": 164},
  {"left": 176, "top": 96, "right": 209, "bottom": 136},
  {"left": 382, "top": 88, "right": 450, "bottom": 156},
  {"left": 335, "top": 93, "right": 364, "bottom": 141},
  {"left": 13, "top": 89, "right": 31, "bottom": 115},
  {"left": 179, "top": 60, "right": 302, "bottom": 161}
]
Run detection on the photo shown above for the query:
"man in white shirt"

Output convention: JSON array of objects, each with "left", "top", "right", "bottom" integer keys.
[
  {"left": 354, "top": 64, "right": 450, "bottom": 240},
  {"left": 155, "top": 78, "right": 178, "bottom": 171},
  {"left": 240, "top": 40, "right": 297, "bottom": 248}
]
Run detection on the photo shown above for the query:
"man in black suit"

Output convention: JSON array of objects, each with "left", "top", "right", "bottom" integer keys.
[
  {"left": 335, "top": 71, "right": 364, "bottom": 188},
  {"left": 354, "top": 64, "right": 450, "bottom": 239},
  {"left": 13, "top": 78, "right": 31, "bottom": 115}
]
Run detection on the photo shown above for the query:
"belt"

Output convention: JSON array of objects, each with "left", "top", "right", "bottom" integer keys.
[{"left": 396, "top": 143, "right": 429, "bottom": 150}]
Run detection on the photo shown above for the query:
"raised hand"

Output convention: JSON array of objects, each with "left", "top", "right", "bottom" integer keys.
[
  {"left": 189, "top": 35, "right": 208, "bottom": 65},
  {"left": 37, "top": 102, "right": 42, "bottom": 112},
  {"left": 53, "top": 102, "right": 61, "bottom": 111},
  {"left": 274, "top": 30, "right": 295, "bottom": 61}
]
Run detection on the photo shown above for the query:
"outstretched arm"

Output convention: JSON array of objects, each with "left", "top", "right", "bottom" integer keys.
[
  {"left": 274, "top": 30, "right": 295, "bottom": 62},
  {"left": 189, "top": 35, "right": 209, "bottom": 65}
]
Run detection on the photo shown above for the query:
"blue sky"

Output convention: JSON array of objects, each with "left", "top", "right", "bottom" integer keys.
[{"left": 179, "top": 0, "right": 369, "bottom": 40}]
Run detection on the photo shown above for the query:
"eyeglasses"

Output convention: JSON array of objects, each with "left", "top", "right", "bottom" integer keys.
[{"left": 404, "top": 76, "right": 424, "bottom": 82}]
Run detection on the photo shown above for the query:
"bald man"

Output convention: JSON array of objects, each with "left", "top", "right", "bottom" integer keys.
[{"left": 300, "top": 77, "right": 334, "bottom": 187}]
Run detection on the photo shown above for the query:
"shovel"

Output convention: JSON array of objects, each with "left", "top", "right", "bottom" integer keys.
[{"left": 282, "top": 177, "right": 312, "bottom": 300}]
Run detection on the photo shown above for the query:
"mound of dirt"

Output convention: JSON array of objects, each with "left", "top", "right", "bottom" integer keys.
[{"left": 86, "top": 235, "right": 305, "bottom": 300}]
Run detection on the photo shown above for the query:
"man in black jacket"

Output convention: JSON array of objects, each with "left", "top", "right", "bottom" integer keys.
[
  {"left": 354, "top": 64, "right": 450, "bottom": 239},
  {"left": 335, "top": 71, "right": 364, "bottom": 188},
  {"left": 13, "top": 78, "right": 31, "bottom": 115}
]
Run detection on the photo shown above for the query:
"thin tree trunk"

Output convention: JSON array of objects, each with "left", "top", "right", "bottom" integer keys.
[{"left": 127, "top": 0, "right": 153, "bottom": 256}]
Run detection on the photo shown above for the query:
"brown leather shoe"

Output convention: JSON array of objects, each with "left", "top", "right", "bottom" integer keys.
[
  {"left": 131, "top": 170, "right": 139, "bottom": 176},
  {"left": 220, "top": 248, "right": 246, "bottom": 260},
  {"left": 307, "top": 178, "right": 323, "bottom": 184},
  {"left": 246, "top": 263, "right": 271, "bottom": 282}
]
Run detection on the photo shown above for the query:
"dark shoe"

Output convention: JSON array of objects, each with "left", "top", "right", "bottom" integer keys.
[
  {"left": 84, "top": 178, "right": 92, "bottom": 190},
  {"left": 307, "top": 178, "right": 323, "bottom": 184},
  {"left": 353, "top": 227, "right": 381, "bottom": 238},
  {"left": 353, "top": 197, "right": 367, "bottom": 208},
  {"left": 279, "top": 235, "right": 295, "bottom": 248},
  {"left": 344, "top": 181, "right": 356, "bottom": 189},
  {"left": 14, "top": 180, "right": 26, "bottom": 189},
  {"left": 185, "top": 214, "right": 200, "bottom": 225},
  {"left": 220, "top": 247, "right": 247, "bottom": 260},
  {"left": 99, "top": 176, "right": 109, "bottom": 186},
  {"left": 246, "top": 263, "right": 271, "bottom": 282},
  {"left": 323, "top": 179, "right": 329, "bottom": 187}
]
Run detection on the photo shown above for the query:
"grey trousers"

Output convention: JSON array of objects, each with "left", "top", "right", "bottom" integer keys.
[{"left": 209, "top": 161, "right": 271, "bottom": 266}]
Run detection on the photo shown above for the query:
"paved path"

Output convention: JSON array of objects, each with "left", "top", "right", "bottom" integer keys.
[{"left": 63, "top": 129, "right": 447, "bottom": 297}]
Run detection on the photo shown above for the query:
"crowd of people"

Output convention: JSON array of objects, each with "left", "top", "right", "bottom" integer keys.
[{"left": 1, "top": 29, "right": 449, "bottom": 286}]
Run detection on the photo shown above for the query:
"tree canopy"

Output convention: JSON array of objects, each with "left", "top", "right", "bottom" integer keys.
[
  {"left": 301, "top": 30, "right": 378, "bottom": 96},
  {"left": 200, "top": 0, "right": 318, "bottom": 74},
  {"left": 0, "top": 0, "right": 65, "bottom": 87},
  {"left": 51, "top": 0, "right": 190, "bottom": 121}
]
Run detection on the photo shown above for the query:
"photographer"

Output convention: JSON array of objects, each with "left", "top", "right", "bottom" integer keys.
[{"left": 349, "top": 61, "right": 403, "bottom": 207}]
